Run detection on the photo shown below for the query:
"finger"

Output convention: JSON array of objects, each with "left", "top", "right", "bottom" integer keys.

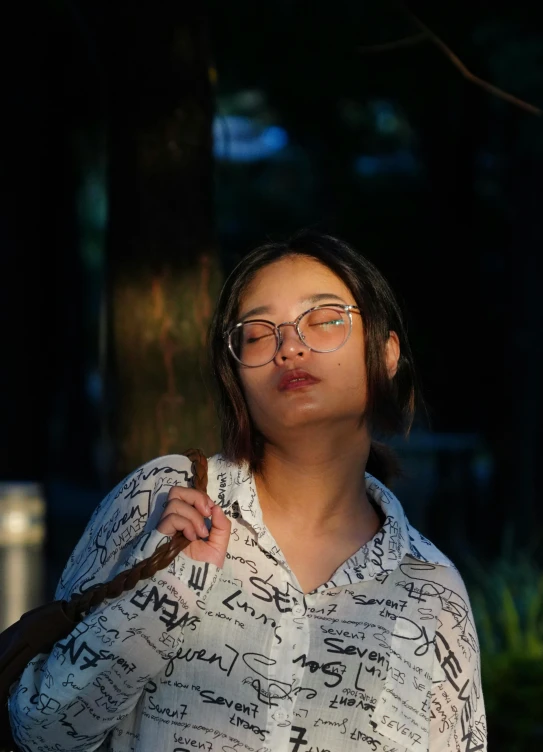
[
  {"left": 160, "top": 499, "right": 209, "bottom": 538},
  {"left": 206, "top": 504, "right": 231, "bottom": 550},
  {"left": 156, "top": 512, "right": 199, "bottom": 540},
  {"left": 167, "top": 487, "right": 213, "bottom": 518}
]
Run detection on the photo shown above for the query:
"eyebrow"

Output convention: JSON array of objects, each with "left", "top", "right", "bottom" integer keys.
[{"left": 238, "top": 293, "right": 348, "bottom": 322}]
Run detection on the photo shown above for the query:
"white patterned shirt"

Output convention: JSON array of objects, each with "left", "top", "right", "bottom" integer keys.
[{"left": 9, "top": 453, "right": 487, "bottom": 752}]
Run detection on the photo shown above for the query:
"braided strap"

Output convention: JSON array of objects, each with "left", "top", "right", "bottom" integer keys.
[{"left": 64, "top": 449, "right": 208, "bottom": 622}]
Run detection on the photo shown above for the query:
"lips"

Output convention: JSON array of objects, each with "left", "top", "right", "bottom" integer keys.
[{"left": 278, "top": 369, "right": 321, "bottom": 391}]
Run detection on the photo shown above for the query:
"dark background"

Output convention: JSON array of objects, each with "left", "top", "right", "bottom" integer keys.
[{"left": 1, "top": 1, "right": 542, "bottom": 748}]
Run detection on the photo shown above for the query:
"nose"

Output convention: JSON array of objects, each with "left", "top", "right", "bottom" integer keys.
[{"left": 273, "top": 323, "right": 307, "bottom": 363}]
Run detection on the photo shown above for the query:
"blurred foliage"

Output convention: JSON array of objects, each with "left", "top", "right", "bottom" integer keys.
[{"left": 469, "top": 553, "right": 543, "bottom": 750}]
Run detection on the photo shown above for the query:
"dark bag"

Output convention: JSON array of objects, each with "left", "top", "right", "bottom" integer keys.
[{"left": 0, "top": 449, "right": 208, "bottom": 752}]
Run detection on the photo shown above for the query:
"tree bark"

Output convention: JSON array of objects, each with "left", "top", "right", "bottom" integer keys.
[{"left": 104, "top": 3, "right": 221, "bottom": 480}]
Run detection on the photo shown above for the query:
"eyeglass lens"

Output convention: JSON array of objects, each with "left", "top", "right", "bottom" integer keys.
[{"left": 230, "top": 307, "right": 350, "bottom": 366}]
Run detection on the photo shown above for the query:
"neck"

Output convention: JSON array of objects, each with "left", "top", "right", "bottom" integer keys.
[{"left": 254, "top": 425, "right": 379, "bottom": 540}]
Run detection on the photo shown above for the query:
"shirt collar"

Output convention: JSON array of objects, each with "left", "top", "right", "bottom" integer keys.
[
  {"left": 209, "top": 455, "right": 452, "bottom": 586},
  {"left": 364, "top": 473, "right": 453, "bottom": 571}
]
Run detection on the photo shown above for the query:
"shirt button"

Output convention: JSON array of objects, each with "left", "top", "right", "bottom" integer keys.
[
  {"left": 292, "top": 605, "right": 305, "bottom": 616},
  {"left": 275, "top": 709, "right": 290, "bottom": 722}
]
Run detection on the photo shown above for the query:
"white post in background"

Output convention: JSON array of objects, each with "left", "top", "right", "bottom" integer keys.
[{"left": 0, "top": 483, "right": 46, "bottom": 630}]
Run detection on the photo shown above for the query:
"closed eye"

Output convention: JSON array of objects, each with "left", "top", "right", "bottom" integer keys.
[
  {"left": 246, "top": 333, "right": 274, "bottom": 344},
  {"left": 310, "top": 319, "right": 345, "bottom": 329}
]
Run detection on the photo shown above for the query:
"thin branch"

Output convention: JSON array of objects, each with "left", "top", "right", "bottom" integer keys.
[
  {"left": 359, "top": 8, "right": 542, "bottom": 116},
  {"left": 408, "top": 11, "right": 542, "bottom": 116},
  {"left": 359, "top": 31, "right": 429, "bottom": 54}
]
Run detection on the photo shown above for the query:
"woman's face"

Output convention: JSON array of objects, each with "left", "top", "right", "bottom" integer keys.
[{"left": 235, "top": 256, "right": 372, "bottom": 440}]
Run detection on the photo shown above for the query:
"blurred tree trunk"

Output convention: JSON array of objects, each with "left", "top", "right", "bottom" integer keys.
[{"left": 103, "top": 4, "right": 221, "bottom": 480}]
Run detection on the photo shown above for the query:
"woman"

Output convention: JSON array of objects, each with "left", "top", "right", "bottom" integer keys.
[{"left": 9, "top": 230, "right": 486, "bottom": 752}]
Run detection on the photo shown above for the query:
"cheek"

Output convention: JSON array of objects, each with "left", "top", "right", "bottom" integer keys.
[
  {"left": 333, "top": 337, "right": 365, "bottom": 371},
  {"left": 342, "top": 334, "right": 366, "bottom": 376},
  {"left": 332, "top": 351, "right": 367, "bottom": 394},
  {"left": 238, "top": 371, "right": 268, "bottom": 407}
]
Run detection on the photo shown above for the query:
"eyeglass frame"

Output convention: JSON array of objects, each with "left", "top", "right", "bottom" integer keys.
[{"left": 224, "top": 303, "right": 362, "bottom": 367}]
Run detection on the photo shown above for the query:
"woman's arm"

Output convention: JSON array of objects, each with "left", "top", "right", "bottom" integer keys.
[
  {"left": 8, "top": 456, "right": 226, "bottom": 752},
  {"left": 428, "top": 570, "right": 487, "bottom": 752}
]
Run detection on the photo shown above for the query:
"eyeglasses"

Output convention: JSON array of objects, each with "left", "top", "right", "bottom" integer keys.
[{"left": 225, "top": 304, "right": 361, "bottom": 367}]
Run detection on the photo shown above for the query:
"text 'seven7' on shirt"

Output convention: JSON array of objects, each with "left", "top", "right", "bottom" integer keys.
[{"left": 9, "top": 453, "right": 487, "bottom": 752}]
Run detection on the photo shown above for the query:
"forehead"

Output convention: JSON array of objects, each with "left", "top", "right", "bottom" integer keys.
[{"left": 240, "top": 256, "right": 353, "bottom": 307}]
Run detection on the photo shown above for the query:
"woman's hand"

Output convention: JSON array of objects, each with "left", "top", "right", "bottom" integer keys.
[{"left": 156, "top": 487, "right": 231, "bottom": 569}]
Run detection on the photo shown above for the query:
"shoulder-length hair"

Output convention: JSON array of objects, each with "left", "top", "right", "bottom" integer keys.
[{"left": 208, "top": 229, "right": 422, "bottom": 485}]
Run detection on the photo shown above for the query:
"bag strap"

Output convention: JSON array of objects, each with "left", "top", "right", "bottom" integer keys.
[{"left": 63, "top": 449, "right": 208, "bottom": 622}]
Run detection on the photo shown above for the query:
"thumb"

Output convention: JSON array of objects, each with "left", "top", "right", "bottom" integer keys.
[{"left": 206, "top": 503, "right": 231, "bottom": 553}]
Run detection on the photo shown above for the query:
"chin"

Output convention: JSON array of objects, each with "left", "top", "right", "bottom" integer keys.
[{"left": 262, "top": 405, "right": 338, "bottom": 433}]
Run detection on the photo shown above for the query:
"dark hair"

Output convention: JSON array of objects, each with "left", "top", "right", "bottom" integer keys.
[{"left": 208, "top": 229, "right": 421, "bottom": 486}]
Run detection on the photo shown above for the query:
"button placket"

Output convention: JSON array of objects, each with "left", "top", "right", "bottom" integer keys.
[{"left": 271, "top": 575, "right": 308, "bottom": 731}]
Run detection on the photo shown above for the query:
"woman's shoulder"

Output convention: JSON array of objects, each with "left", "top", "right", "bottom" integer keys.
[
  {"left": 367, "top": 472, "right": 469, "bottom": 595},
  {"left": 55, "top": 453, "right": 199, "bottom": 599},
  {"left": 406, "top": 523, "right": 455, "bottom": 569},
  {"left": 402, "top": 521, "right": 473, "bottom": 604},
  {"left": 89, "top": 453, "right": 198, "bottom": 527}
]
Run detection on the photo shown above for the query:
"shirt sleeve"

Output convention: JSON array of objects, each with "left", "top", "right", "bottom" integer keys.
[
  {"left": 428, "top": 568, "right": 487, "bottom": 752},
  {"left": 8, "top": 456, "right": 220, "bottom": 752}
]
